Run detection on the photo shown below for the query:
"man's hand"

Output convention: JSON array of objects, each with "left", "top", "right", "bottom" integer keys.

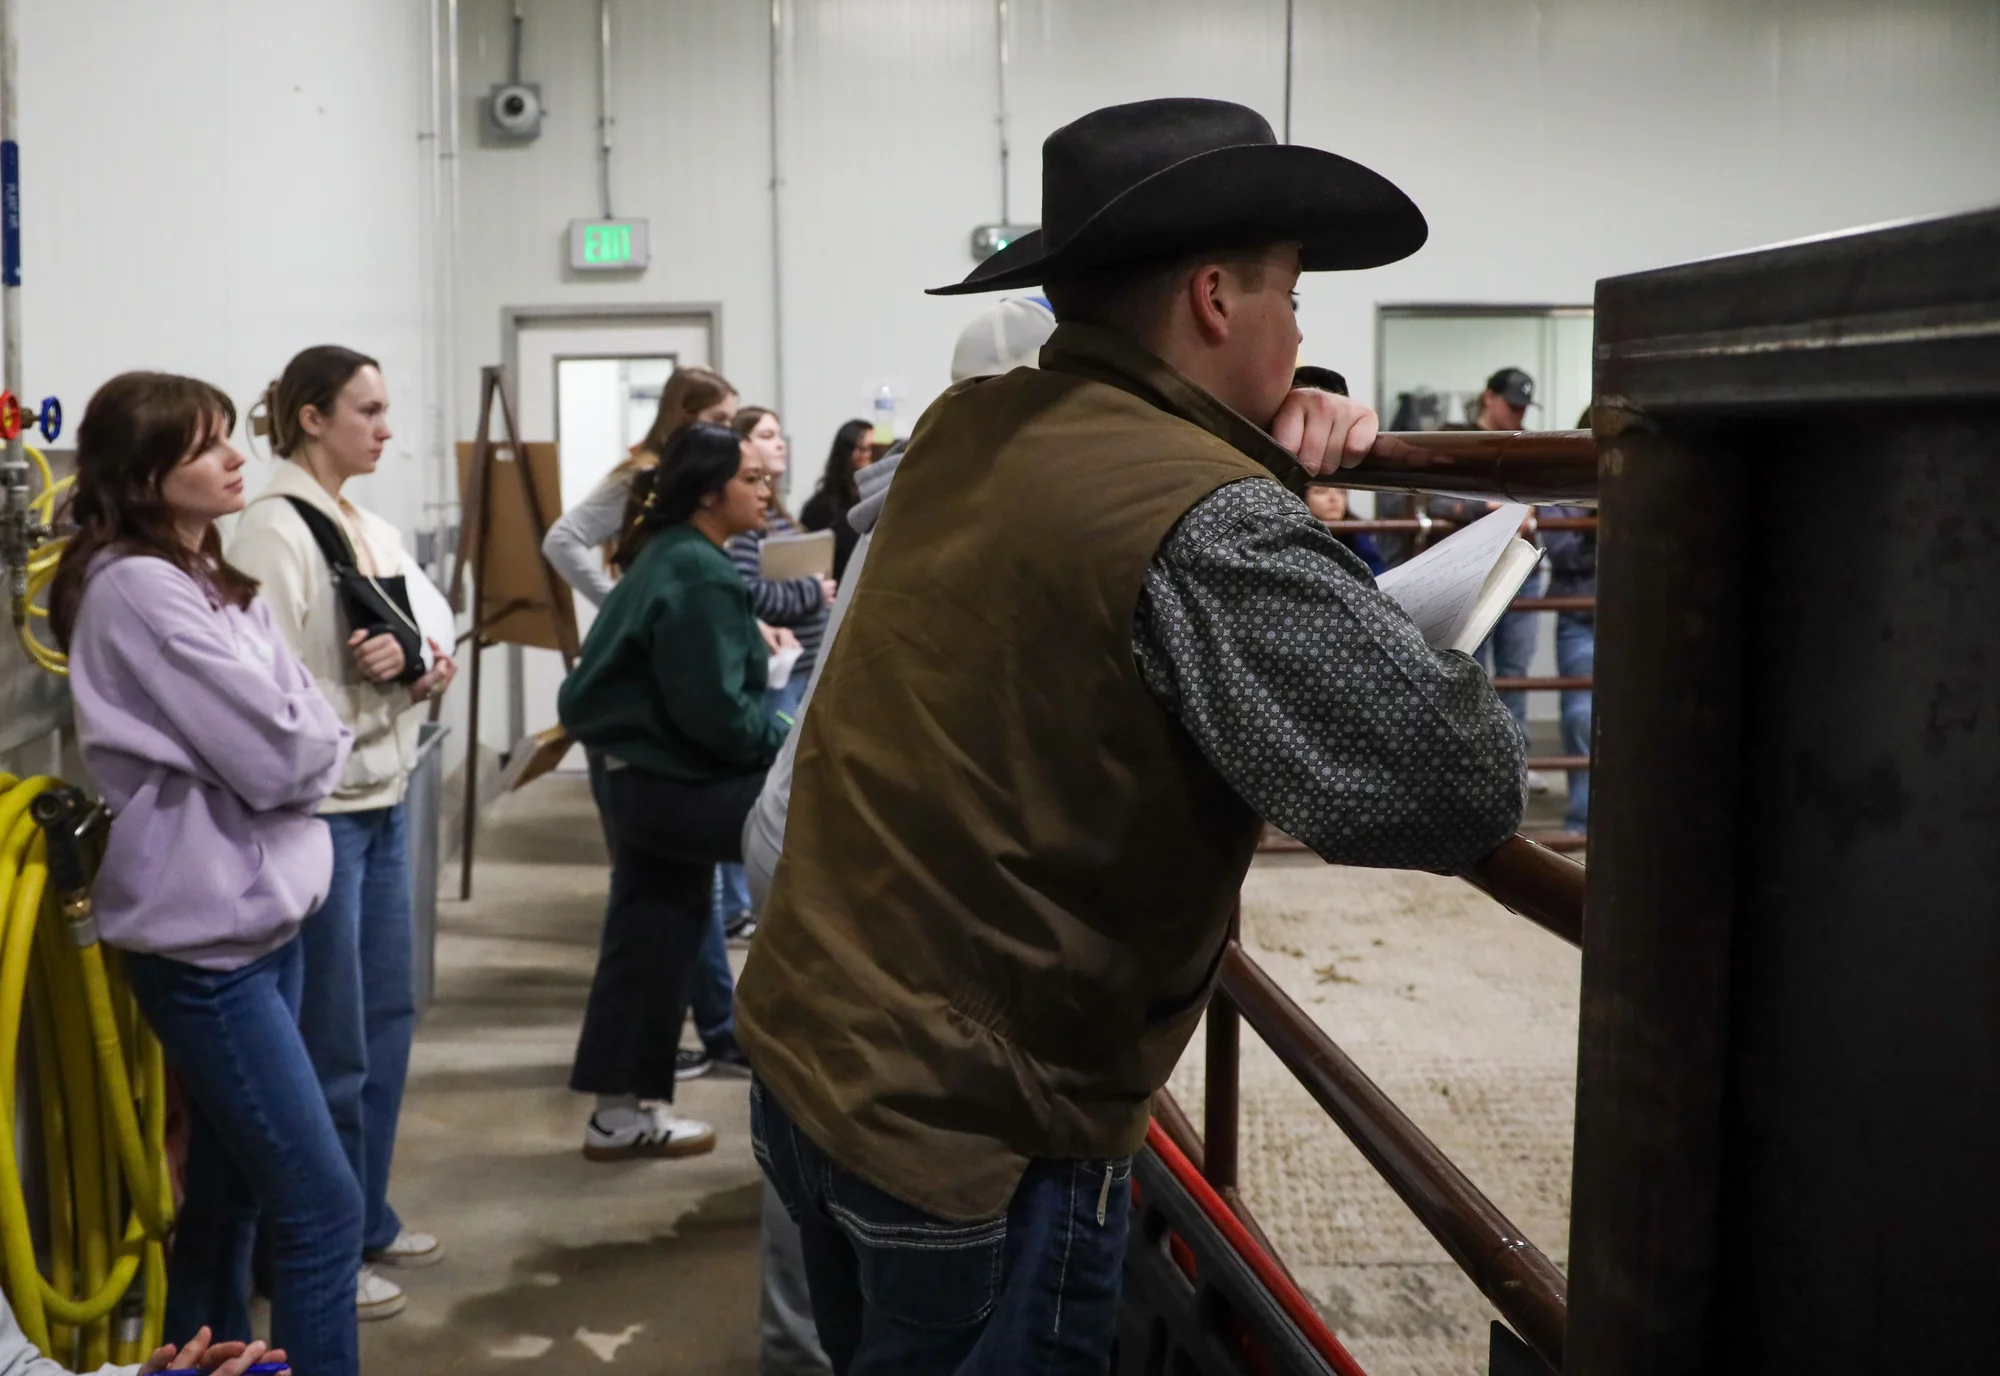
[
  {"left": 348, "top": 628, "right": 407, "bottom": 683},
  {"left": 139, "top": 1326, "right": 289, "bottom": 1374},
  {"left": 1271, "top": 389, "right": 1379, "bottom": 477}
]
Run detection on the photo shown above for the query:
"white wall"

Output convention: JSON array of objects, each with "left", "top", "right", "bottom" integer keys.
[
  {"left": 18, "top": 0, "right": 441, "bottom": 536},
  {"left": 454, "top": 0, "right": 2000, "bottom": 476},
  {"left": 2, "top": 0, "right": 454, "bottom": 769}
]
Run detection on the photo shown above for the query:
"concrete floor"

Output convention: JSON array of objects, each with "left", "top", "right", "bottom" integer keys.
[
  {"left": 1168, "top": 858, "right": 1580, "bottom": 1376},
  {"left": 370, "top": 769, "right": 1580, "bottom": 1375},
  {"left": 362, "top": 777, "right": 762, "bottom": 1375}
]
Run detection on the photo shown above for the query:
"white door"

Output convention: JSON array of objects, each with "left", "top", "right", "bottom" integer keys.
[{"left": 506, "top": 314, "right": 716, "bottom": 767}]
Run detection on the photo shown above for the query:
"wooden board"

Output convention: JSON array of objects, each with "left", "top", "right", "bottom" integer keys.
[{"left": 454, "top": 439, "right": 578, "bottom": 653}]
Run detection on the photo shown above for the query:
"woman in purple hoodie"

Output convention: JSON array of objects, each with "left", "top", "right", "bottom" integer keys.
[{"left": 50, "top": 373, "right": 359, "bottom": 1375}]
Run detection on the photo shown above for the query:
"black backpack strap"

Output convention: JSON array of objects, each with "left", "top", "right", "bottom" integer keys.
[{"left": 281, "top": 496, "right": 360, "bottom": 576}]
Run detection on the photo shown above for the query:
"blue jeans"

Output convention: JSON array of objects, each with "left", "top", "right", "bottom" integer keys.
[
  {"left": 303, "top": 804, "right": 416, "bottom": 1255},
  {"left": 1556, "top": 611, "right": 1595, "bottom": 833},
  {"left": 127, "top": 940, "right": 361, "bottom": 1375},
  {"left": 592, "top": 751, "right": 736, "bottom": 1053},
  {"left": 752, "top": 1080, "right": 1130, "bottom": 1376},
  {"left": 1475, "top": 568, "right": 1545, "bottom": 742}
]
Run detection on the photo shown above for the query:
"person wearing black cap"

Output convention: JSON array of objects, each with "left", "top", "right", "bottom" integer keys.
[
  {"left": 738, "top": 98, "right": 1525, "bottom": 1374},
  {"left": 1477, "top": 366, "right": 1535, "bottom": 431}
]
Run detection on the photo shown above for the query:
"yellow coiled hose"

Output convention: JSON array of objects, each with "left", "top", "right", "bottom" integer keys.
[
  {"left": 0, "top": 774, "right": 173, "bottom": 1366},
  {"left": 14, "top": 441, "right": 70, "bottom": 676}
]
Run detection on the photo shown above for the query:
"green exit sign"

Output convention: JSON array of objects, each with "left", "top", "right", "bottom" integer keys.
[{"left": 568, "top": 218, "right": 649, "bottom": 272}]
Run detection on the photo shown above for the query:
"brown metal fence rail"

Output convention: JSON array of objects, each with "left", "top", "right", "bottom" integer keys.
[{"left": 1179, "top": 430, "right": 1593, "bottom": 1374}]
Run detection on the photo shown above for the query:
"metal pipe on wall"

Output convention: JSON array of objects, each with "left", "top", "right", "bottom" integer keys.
[
  {"left": 596, "top": 0, "right": 614, "bottom": 220},
  {"left": 0, "top": 0, "right": 27, "bottom": 606},
  {"left": 767, "top": 0, "right": 786, "bottom": 418},
  {"left": 995, "top": 0, "right": 1012, "bottom": 224},
  {"left": 1282, "top": 0, "right": 1295, "bottom": 144}
]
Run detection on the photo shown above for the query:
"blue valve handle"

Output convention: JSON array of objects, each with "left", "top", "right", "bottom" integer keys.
[{"left": 37, "top": 394, "right": 59, "bottom": 443}]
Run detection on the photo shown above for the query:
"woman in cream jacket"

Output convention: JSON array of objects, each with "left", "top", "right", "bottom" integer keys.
[{"left": 228, "top": 346, "right": 455, "bottom": 1325}]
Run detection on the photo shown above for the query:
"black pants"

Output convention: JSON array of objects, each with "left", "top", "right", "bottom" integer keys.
[{"left": 569, "top": 764, "right": 766, "bottom": 1103}]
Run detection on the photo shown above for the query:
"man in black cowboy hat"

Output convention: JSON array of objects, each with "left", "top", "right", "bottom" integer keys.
[{"left": 739, "top": 98, "right": 1525, "bottom": 1373}]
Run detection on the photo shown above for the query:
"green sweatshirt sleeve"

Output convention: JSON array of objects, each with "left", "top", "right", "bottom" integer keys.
[{"left": 651, "top": 578, "right": 786, "bottom": 770}]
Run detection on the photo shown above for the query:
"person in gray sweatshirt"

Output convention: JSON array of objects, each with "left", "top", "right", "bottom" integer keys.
[
  {"left": 0, "top": 1284, "right": 285, "bottom": 1375},
  {"left": 739, "top": 296, "right": 1056, "bottom": 1376},
  {"left": 51, "top": 373, "right": 357, "bottom": 1376}
]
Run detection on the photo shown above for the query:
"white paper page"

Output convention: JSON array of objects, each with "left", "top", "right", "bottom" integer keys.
[
  {"left": 403, "top": 561, "right": 458, "bottom": 670},
  {"left": 767, "top": 643, "right": 805, "bottom": 689},
  {"left": 1374, "top": 503, "right": 1532, "bottom": 650}
]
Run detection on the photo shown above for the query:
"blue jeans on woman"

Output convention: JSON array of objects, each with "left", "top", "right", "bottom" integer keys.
[
  {"left": 127, "top": 939, "right": 361, "bottom": 1375},
  {"left": 302, "top": 803, "right": 417, "bottom": 1256},
  {"left": 1474, "top": 567, "right": 1546, "bottom": 745},
  {"left": 1556, "top": 611, "right": 1595, "bottom": 833},
  {"left": 753, "top": 1080, "right": 1130, "bottom": 1375}
]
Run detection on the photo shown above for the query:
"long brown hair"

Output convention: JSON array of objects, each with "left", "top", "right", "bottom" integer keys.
[
  {"left": 615, "top": 365, "right": 735, "bottom": 477},
  {"left": 259, "top": 344, "right": 380, "bottom": 458},
  {"left": 729, "top": 406, "right": 794, "bottom": 526},
  {"left": 51, "top": 373, "right": 258, "bottom": 649}
]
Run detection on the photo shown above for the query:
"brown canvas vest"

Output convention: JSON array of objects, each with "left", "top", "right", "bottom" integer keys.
[{"left": 736, "top": 324, "right": 1293, "bottom": 1221}]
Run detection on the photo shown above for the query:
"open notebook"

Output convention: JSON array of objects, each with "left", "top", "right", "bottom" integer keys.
[{"left": 1374, "top": 503, "right": 1543, "bottom": 655}]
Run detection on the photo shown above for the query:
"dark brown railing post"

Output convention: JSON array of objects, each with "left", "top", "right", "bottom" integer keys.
[{"left": 1202, "top": 901, "right": 1241, "bottom": 1196}]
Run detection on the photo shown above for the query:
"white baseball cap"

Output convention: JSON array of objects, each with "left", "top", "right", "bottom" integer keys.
[{"left": 950, "top": 296, "right": 1058, "bottom": 383}]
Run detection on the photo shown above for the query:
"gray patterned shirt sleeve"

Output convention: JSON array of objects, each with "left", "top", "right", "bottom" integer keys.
[{"left": 1133, "top": 478, "right": 1527, "bottom": 873}]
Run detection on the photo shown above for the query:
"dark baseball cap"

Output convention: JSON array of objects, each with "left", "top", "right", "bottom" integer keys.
[{"left": 1486, "top": 367, "right": 1534, "bottom": 408}]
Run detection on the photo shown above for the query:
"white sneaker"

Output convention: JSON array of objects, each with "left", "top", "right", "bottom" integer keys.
[
  {"left": 369, "top": 1228, "right": 445, "bottom": 1268},
  {"left": 357, "top": 1265, "right": 406, "bottom": 1322},
  {"left": 1527, "top": 769, "right": 1556, "bottom": 795},
  {"left": 582, "top": 1104, "right": 716, "bottom": 1162}
]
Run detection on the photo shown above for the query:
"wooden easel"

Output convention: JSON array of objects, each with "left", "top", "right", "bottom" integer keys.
[{"left": 446, "top": 365, "right": 580, "bottom": 900}]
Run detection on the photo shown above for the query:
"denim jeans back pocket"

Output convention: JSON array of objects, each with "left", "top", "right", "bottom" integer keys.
[{"left": 824, "top": 1169, "right": 1007, "bottom": 1332}]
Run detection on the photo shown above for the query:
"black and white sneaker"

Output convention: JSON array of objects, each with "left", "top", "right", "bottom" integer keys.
[
  {"left": 724, "top": 914, "right": 758, "bottom": 946},
  {"left": 674, "top": 1047, "right": 712, "bottom": 1081},
  {"left": 582, "top": 1105, "right": 715, "bottom": 1162}
]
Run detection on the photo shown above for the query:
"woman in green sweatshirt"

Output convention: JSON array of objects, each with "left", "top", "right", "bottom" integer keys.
[{"left": 558, "top": 422, "right": 787, "bottom": 1162}]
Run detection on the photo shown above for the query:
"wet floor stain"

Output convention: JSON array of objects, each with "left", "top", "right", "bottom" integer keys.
[{"left": 364, "top": 1183, "right": 763, "bottom": 1375}]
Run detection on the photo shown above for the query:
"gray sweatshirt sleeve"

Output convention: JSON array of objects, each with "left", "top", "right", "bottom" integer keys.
[
  {"left": 1133, "top": 478, "right": 1526, "bottom": 874},
  {"left": 0, "top": 1287, "right": 136, "bottom": 1376},
  {"left": 541, "top": 474, "right": 630, "bottom": 607}
]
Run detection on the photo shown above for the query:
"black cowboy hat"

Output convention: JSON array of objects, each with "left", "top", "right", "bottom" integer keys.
[{"left": 930, "top": 98, "right": 1427, "bottom": 296}]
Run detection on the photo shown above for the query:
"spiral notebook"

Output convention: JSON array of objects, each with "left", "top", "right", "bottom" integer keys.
[{"left": 1374, "top": 503, "right": 1543, "bottom": 655}]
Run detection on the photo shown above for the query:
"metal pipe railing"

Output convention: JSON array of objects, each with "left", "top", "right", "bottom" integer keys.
[
  {"left": 1463, "top": 835, "right": 1586, "bottom": 947},
  {"left": 1316, "top": 429, "right": 1598, "bottom": 505},
  {"left": 1216, "top": 944, "right": 1569, "bottom": 1370},
  {"left": 1319, "top": 515, "right": 1599, "bottom": 534}
]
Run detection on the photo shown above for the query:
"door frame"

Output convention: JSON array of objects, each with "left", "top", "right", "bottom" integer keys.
[
  {"left": 501, "top": 301, "right": 726, "bottom": 397},
  {"left": 494, "top": 303, "right": 724, "bottom": 753}
]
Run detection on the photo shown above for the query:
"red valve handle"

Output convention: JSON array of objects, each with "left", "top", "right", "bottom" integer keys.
[{"left": 0, "top": 391, "right": 21, "bottom": 442}]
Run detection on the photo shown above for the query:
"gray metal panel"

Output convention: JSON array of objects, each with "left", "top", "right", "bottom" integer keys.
[
  {"left": 0, "top": 640, "right": 67, "bottom": 755},
  {"left": 1573, "top": 202, "right": 2000, "bottom": 1373},
  {"left": 1596, "top": 206, "right": 2000, "bottom": 412}
]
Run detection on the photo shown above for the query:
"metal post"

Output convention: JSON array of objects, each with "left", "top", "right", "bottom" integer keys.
[
  {"left": 0, "top": 0, "right": 28, "bottom": 607},
  {"left": 1572, "top": 205, "right": 2000, "bottom": 1373},
  {"left": 596, "top": 0, "right": 613, "bottom": 220},
  {"left": 1202, "top": 901, "right": 1241, "bottom": 1195}
]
